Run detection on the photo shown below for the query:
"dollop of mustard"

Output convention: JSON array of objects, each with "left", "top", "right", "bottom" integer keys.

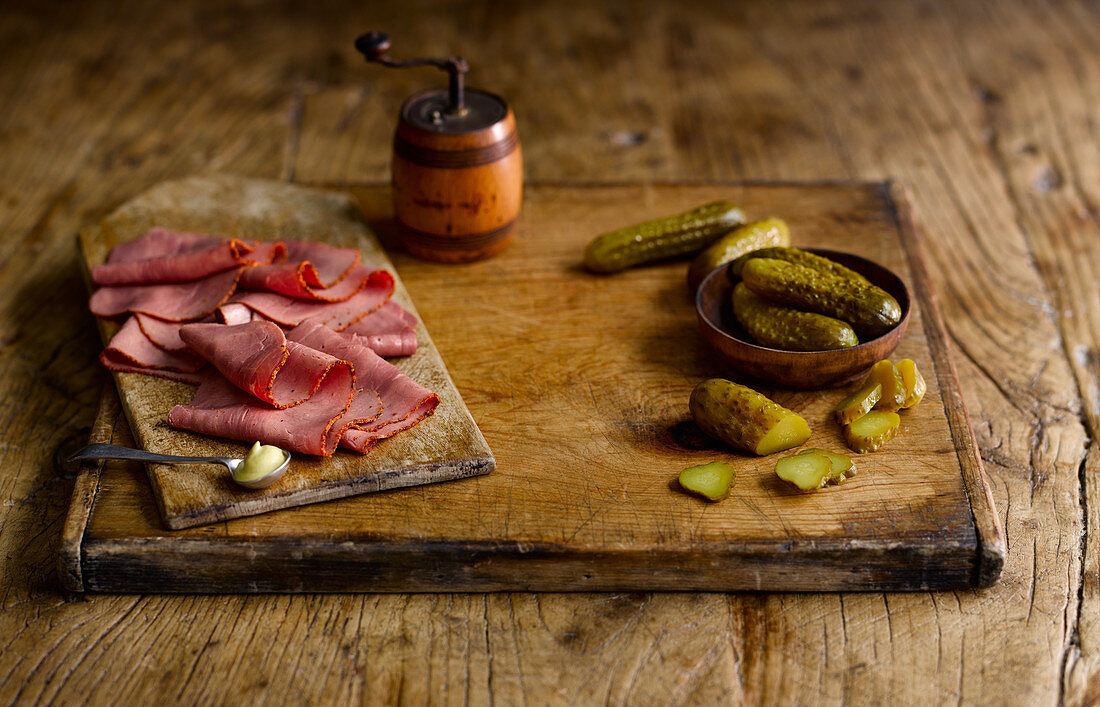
[{"left": 234, "top": 441, "right": 288, "bottom": 483}]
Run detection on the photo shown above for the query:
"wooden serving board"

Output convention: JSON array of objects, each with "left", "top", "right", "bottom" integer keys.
[
  {"left": 61, "top": 181, "right": 1004, "bottom": 593},
  {"left": 77, "top": 175, "right": 495, "bottom": 529}
]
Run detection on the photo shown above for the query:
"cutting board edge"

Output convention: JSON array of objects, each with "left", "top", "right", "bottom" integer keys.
[
  {"left": 64, "top": 384, "right": 984, "bottom": 593},
  {"left": 159, "top": 454, "right": 497, "bottom": 530},
  {"left": 76, "top": 533, "right": 980, "bottom": 593},
  {"left": 888, "top": 180, "right": 1005, "bottom": 587},
  {"left": 58, "top": 382, "right": 119, "bottom": 593}
]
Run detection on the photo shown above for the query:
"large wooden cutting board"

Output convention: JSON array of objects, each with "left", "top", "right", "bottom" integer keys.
[
  {"left": 62, "top": 181, "right": 1003, "bottom": 593},
  {"left": 78, "top": 175, "right": 494, "bottom": 529}
]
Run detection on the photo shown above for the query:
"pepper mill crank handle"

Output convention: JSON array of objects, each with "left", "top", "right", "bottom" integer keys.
[
  {"left": 354, "top": 31, "right": 392, "bottom": 61},
  {"left": 355, "top": 31, "right": 468, "bottom": 113}
]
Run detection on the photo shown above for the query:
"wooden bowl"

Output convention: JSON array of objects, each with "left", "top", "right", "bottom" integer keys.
[{"left": 695, "top": 249, "right": 911, "bottom": 389}]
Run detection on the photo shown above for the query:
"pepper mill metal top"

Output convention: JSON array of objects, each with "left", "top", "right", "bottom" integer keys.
[{"left": 355, "top": 30, "right": 507, "bottom": 135}]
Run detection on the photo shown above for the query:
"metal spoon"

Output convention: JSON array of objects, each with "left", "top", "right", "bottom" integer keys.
[{"left": 67, "top": 442, "right": 290, "bottom": 490}]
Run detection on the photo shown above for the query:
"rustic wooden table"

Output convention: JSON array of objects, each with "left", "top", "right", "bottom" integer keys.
[{"left": 1, "top": 1, "right": 1096, "bottom": 703}]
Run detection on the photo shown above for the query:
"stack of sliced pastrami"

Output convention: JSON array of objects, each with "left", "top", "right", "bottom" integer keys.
[{"left": 89, "top": 227, "right": 438, "bottom": 456}]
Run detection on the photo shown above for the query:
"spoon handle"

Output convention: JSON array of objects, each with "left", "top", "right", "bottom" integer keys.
[{"left": 68, "top": 443, "right": 232, "bottom": 466}]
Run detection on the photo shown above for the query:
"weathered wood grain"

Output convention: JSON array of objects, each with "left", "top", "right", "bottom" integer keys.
[
  {"left": 926, "top": 5, "right": 1100, "bottom": 702},
  {"left": 79, "top": 175, "right": 493, "bottom": 529},
  {"left": 0, "top": 0, "right": 1096, "bottom": 703},
  {"left": 66, "top": 182, "right": 1000, "bottom": 593}
]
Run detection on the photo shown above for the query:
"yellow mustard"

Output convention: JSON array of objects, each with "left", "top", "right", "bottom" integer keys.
[{"left": 234, "top": 441, "right": 288, "bottom": 483}]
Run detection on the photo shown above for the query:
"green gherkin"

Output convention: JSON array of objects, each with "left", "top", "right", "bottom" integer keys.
[
  {"left": 741, "top": 258, "right": 901, "bottom": 339},
  {"left": 583, "top": 201, "right": 746, "bottom": 273},
  {"left": 732, "top": 283, "right": 858, "bottom": 351},
  {"left": 687, "top": 218, "right": 790, "bottom": 292},
  {"left": 689, "top": 378, "right": 811, "bottom": 456},
  {"left": 729, "top": 246, "right": 872, "bottom": 283}
]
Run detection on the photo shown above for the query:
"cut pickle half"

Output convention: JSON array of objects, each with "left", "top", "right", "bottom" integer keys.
[
  {"left": 755, "top": 414, "right": 813, "bottom": 456},
  {"left": 796, "top": 448, "right": 856, "bottom": 484},
  {"left": 689, "top": 378, "right": 811, "bottom": 456}
]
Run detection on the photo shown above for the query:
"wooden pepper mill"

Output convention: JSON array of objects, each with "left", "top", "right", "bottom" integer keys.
[{"left": 356, "top": 31, "right": 523, "bottom": 263}]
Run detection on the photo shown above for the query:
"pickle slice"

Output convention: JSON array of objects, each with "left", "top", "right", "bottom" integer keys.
[
  {"left": 687, "top": 218, "right": 790, "bottom": 292},
  {"left": 775, "top": 452, "right": 834, "bottom": 490},
  {"left": 796, "top": 447, "right": 856, "bottom": 484},
  {"left": 689, "top": 378, "right": 811, "bottom": 456},
  {"left": 834, "top": 381, "right": 882, "bottom": 425},
  {"left": 897, "top": 358, "right": 926, "bottom": 409},
  {"left": 678, "top": 462, "right": 736, "bottom": 501},
  {"left": 844, "top": 411, "right": 901, "bottom": 453},
  {"left": 865, "top": 360, "right": 906, "bottom": 412},
  {"left": 584, "top": 201, "right": 746, "bottom": 273},
  {"left": 741, "top": 258, "right": 902, "bottom": 339}
]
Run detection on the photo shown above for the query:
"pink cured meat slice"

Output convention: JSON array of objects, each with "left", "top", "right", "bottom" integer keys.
[
  {"left": 90, "top": 268, "right": 243, "bottom": 321},
  {"left": 220, "top": 274, "right": 394, "bottom": 329},
  {"left": 93, "top": 238, "right": 254, "bottom": 285},
  {"left": 344, "top": 300, "right": 417, "bottom": 330},
  {"left": 95, "top": 235, "right": 287, "bottom": 286},
  {"left": 167, "top": 365, "right": 373, "bottom": 457},
  {"left": 239, "top": 264, "right": 390, "bottom": 302},
  {"left": 169, "top": 320, "right": 380, "bottom": 456},
  {"left": 100, "top": 316, "right": 205, "bottom": 384},
  {"left": 101, "top": 360, "right": 204, "bottom": 385},
  {"left": 353, "top": 330, "right": 417, "bottom": 358},
  {"left": 245, "top": 241, "right": 287, "bottom": 266},
  {"left": 288, "top": 321, "right": 438, "bottom": 452},
  {"left": 235, "top": 240, "right": 360, "bottom": 299},
  {"left": 284, "top": 240, "right": 360, "bottom": 286},
  {"left": 106, "top": 227, "right": 222, "bottom": 264},
  {"left": 217, "top": 303, "right": 254, "bottom": 326},
  {"left": 340, "top": 395, "right": 437, "bottom": 452},
  {"left": 134, "top": 312, "right": 217, "bottom": 352},
  {"left": 180, "top": 321, "right": 348, "bottom": 409},
  {"left": 106, "top": 229, "right": 288, "bottom": 266},
  {"left": 341, "top": 301, "right": 419, "bottom": 357}
]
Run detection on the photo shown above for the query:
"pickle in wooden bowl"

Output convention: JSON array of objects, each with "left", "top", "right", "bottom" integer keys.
[{"left": 694, "top": 249, "right": 911, "bottom": 389}]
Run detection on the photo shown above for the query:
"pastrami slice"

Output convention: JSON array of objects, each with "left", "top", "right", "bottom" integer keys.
[
  {"left": 288, "top": 321, "right": 439, "bottom": 449},
  {"left": 101, "top": 357, "right": 205, "bottom": 385},
  {"left": 340, "top": 394, "right": 438, "bottom": 452},
  {"left": 168, "top": 320, "right": 374, "bottom": 456},
  {"left": 221, "top": 274, "right": 395, "bottom": 330},
  {"left": 167, "top": 365, "right": 373, "bottom": 457},
  {"left": 238, "top": 264, "right": 393, "bottom": 302},
  {"left": 89, "top": 267, "right": 243, "bottom": 321},
  {"left": 135, "top": 312, "right": 213, "bottom": 352},
  {"left": 101, "top": 316, "right": 206, "bottom": 376},
  {"left": 105, "top": 227, "right": 223, "bottom": 264},
  {"left": 283, "top": 240, "right": 360, "bottom": 286},
  {"left": 92, "top": 239, "right": 254, "bottom": 285},
  {"left": 216, "top": 303, "right": 254, "bottom": 326},
  {"left": 354, "top": 331, "right": 417, "bottom": 358},
  {"left": 243, "top": 240, "right": 287, "bottom": 266},
  {"left": 341, "top": 301, "right": 419, "bottom": 356},
  {"left": 179, "top": 321, "right": 355, "bottom": 409}
]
